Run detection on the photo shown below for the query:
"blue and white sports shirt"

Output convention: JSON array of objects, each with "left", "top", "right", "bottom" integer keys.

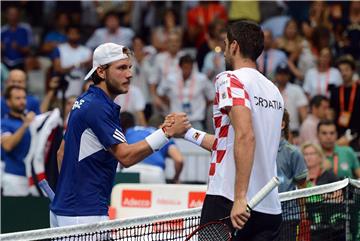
[{"left": 51, "top": 86, "right": 126, "bottom": 216}]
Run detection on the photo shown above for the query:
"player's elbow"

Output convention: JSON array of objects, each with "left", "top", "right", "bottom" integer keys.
[
  {"left": 119, "top": 158, "right": 132, "bottom": 168},
  {"left": 1, "top": 143, "right": 13, "bottom": 152}
]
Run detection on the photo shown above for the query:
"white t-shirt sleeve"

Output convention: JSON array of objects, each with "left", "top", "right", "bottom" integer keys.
[
  {"left": 331, "top": 68, "right": 343, "bottom": 86},
  {"left": 132, "top": 87, "right": 146, "bottom": 111},
  {"left": 156, "top": 76, "right": 169, "bottom": 96},
  {"left": 302, "top": 69, "right": 312, "bottom": 95},
  {"left": 295, "top": 86, "right": 308, "bottom": 108},
  {"left": 217, "top": 72, "right": 251, "bottom": 111}
]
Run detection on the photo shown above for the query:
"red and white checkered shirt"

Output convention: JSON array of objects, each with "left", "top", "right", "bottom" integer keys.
[{"left": 207, "top": 68, "right": 283, "bottom": 215}]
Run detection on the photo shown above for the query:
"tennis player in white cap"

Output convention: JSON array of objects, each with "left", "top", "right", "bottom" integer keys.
[{"left": 50, "top": 43, "right": 190, "bottom": 227}]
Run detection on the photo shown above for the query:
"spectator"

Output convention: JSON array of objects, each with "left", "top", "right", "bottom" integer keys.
[
  {"left": 257, "top": 29, "right": 287, "bottom": 80},
  {"left": 86, "top": 11, "right": 134, "bottom": 50},
  {"left": 130, "top": 36, "right": 153, "bottom": 116},
  {"left": 330, "top": 55, "right": 360, "bottom": 150},
  {"left": 343, "top": 1, "right": 360, "bottom": 60},
  {"left": 1, "top": 6, "right": 32, "bottom": 69},
  {"left": 317, "top": 120, "right": 360, "bottom": 179},
  {"left": 196, "top": 19, "right": 226, "bottom": 72},
  {"left": 201, "top": 20, "right": 226, "bottom": 80},
  {"left": 157, "top": 55, "right": 214, "bottom": 130},
  {"left": 51, "top": 25, "right": 92, "bottom": 99},
  {"left": 149, "top": 30, "right": 185, "bottom": 112},
  {"left": 119, "top": 112, "right": 184, "bottom": 184},
  {"left": 276, "top": 109, "right": 308, "bottom": 193},
  {"left": 40, "top": 12, "right": 69, "bottom": 56},
  {"left": 299, "top": 95, "right": 329, "bottom": 144},
  {"left": 275, "top": 63, "right": 308, "bottom": 134},
  {"left": 274, "top": 19, "right": 305, "bottom": 81},
  {"left": 1, "top": 86, "right": 35, "bottom": 196},
  {"left": 303, "top": 47, "right": 343, "bottom": 99},
  {"left": 1, "top": 69, "right": 40, "bottom": 118},
  {"left": 301, "top": 142, "right": 339, "bottom": 187},
  {"left": 298, "top": 25, "right": 332, "bottom": 78},
  {"left": 151, "top": 8, "right": 183, "bottom": 53},
  {"left": 1, "top": 63, "right": 9, "bottom": 89},
  {"left": 186, "top": 1, "right": 227, "bottom": 48},
  {"left": 308, "top": 1, "right": 331, "bottom": 29},
  {"left": 114, "top": 85, "right": 147, "bottom": 126}
]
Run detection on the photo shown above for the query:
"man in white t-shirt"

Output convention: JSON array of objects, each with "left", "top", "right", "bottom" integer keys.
[
  {"left": 149, "top": 30, "right": 185, "bottom": 113},
  {"left": 303, "top": 48, "right": 343, "bottom": 98},
  {"left": 157, "top": 55, "right": 214, "bottom": 130},
  {"left": 114, "top": 85, "right": 147, "bottom": 126},
  {"left": 180, "top": 20, "right": 283, "bottom": 240},
  {"left": 275, "top": 63, "right": 308, "bottom": 133},
  {"left": 52, "top": 25, "right": 92, "bottom": 98},
  {"left": 86, "top": 11, "right": 134, "bottom": 49}
]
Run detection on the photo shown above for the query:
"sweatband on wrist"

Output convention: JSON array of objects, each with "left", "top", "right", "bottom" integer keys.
[
  {"left": 145, "top": 128, "right": 169, "bottom": 152},
  {"left": 184, "top": 128, "right": 206, "bottom": 146}
]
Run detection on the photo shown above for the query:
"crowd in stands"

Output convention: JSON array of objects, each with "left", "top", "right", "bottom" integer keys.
[{"left": 1, "top": 1, "right": 359, "bottom": 197}]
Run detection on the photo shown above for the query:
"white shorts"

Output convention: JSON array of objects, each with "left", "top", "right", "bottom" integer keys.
[
  {"left": 121, "top": 164, "right": 166, "bottom": 183},
  {"left": 50, "top": 211, "right": 108, "bottom": 228},
  {"left": 2, "top": 173, "right": 29, "bottom": 196}
]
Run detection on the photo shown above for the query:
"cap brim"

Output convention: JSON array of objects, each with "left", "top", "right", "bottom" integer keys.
[{"left": 84, "top": 67, "right": 97, "bottom": 80}]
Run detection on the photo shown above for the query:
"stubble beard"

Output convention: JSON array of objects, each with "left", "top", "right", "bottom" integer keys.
[{"left": 105, "top": 78, "right": 125, "bottom": 96}]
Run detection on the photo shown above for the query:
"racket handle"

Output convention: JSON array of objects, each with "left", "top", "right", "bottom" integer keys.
[
  {"left": 247, "top": 176, "right": 280, "bottom": 209},
  {"left": 39, "top": 179, "right": 55, "bottom": 202}
]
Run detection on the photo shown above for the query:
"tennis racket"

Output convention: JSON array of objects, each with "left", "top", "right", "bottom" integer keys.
[{"left": 185, "top": 176, "right": 280, "bottom": 241}]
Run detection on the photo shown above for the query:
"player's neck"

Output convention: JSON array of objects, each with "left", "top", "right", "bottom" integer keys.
[{"left": 233, "top": 58, "right": 257, "bottom": 70}]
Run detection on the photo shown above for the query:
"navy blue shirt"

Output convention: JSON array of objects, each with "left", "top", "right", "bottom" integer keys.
[
  {"left": 1, "top": 95, "right": 40, "bottom": 118},
  {"left": 51, "top": 86, "right": 125, "bottom": 216},
  {"left": 1, "top": 24, "right": 32, "bottom": 66},
  {"left": 1, "top": 115, "right": 31, "bottom": 176},
  {"left": 125, "top": 126, "right": 174, "bottom": 169}
]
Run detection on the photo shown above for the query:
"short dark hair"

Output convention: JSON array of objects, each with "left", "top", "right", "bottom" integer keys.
[
  {"left": 179, "top": 54, "right": 194, "bottom": 66},
  {"left": 4, "top": 86, "right": 26, "bottom": 100},
  {"left": 66, "top": 24, "right": 81, "bottom": 34},
  {"left": 310, "top": 95, "right": 328, "bottom": 109},
  {"left": 317, "top": 119, "right": 336, "bottom": 133},
  {"left": 104, "top": 11, "right": 120, "bottom": 22},
  {"left": 336, "top": 55, "right": 356, "bottom": 70},
  {"left": 120, "top": 111, "right": 135, "bottom": 132},
  {"left": 91, "top": 64, "right": 109, "bottom": 85},
  {"left": 227, "top": 20, "right": 264, "bottom": 61}
]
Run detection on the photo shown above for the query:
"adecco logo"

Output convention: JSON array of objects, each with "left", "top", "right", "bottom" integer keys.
[
  {"left": 122, "top": 190, "right": 152, "bottom": 208},
  {"left": 188, "top": 192, "right": 206, "bottom": 208}
]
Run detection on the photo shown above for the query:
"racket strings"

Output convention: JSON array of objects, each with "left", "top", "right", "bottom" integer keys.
[{"left": 197, "top": 223, "right": 231, "bottom": 241}]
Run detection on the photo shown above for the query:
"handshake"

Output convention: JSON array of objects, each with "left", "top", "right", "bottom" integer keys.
[{"left": 161, "top": 112, "right": 192, "bottom": 138}]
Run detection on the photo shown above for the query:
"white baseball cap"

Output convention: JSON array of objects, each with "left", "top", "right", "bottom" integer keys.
[{"left": 84, "top": 43, "right": 130, "bottom": 80}]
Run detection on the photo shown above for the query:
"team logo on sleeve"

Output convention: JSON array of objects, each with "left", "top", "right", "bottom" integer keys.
[
  {"left": 72, "top": 99, "right": 85, "bottom": 110},
  {"left": 113, "top": 129, "right": 127, "bottom": 142}
]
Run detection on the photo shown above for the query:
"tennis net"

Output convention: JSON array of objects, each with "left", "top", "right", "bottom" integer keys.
[{"left": 1, "top": 178, "right": 359, "bottom": 241}]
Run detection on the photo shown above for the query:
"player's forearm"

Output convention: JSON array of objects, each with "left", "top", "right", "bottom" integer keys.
[
  {"left": 111, "top": 141, "right": 154, "bottom": 168},
  {"left": 1, "top": 124, "right": 28, "bottom": 152},
  {"left": 234, "top": 131, "right": 255, "bottom": 200}
]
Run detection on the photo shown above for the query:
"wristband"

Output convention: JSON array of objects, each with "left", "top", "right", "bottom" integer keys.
[
  {"left": 184, "top": 128, "right": 206, "bottom": 146},
  {"left": 145, "top": 128, "right": 169, "bottom": 152}
]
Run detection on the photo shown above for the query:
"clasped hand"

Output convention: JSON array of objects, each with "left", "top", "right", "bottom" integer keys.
[{"left": 161, "top": 112, "right": 191, "bottom": 138}]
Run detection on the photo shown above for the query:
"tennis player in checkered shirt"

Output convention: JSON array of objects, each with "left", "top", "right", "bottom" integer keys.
[{"left": 182, "top": 20, "right": 284, "bottom": 240}]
